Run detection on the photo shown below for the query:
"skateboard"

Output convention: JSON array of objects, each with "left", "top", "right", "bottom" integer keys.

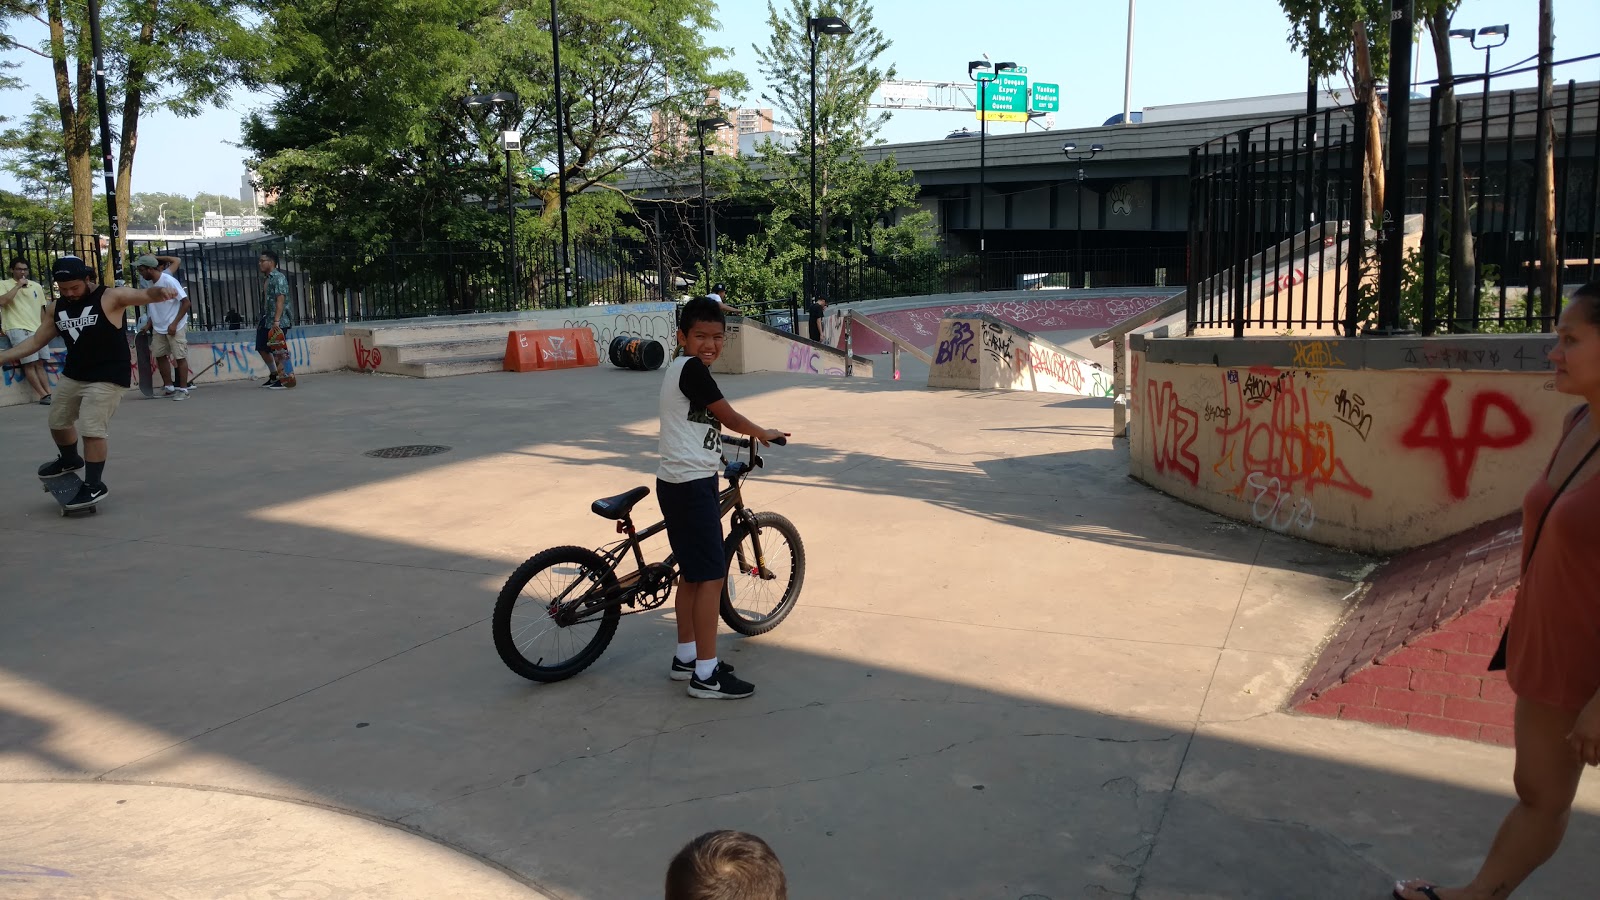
[
  {"left": 135, "top": 330, "right": 155, "bottom": 398},
  {"left": 187, "top": 353, "right": 228, "bottom": 386},
  {"left": 41, "top": 471, "right": 97, "bottom": 517}
]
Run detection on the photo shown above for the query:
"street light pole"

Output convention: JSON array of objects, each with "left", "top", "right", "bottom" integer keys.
[
  {"left": 806, "top": 16, "right": 852, "bottom": 305},
  {"left": 696, "top": 117, "right": 731, "bottom": 280},
  {"left": 550, "top": 0, "right": 574, "bottom": 305},
  {"left": 969, "top": 59, "right": 1016, "bottom": 291},
  {"left": 466, "top": 91, "right": 521, "bottom": 305},
  {"left": 1062, "top": 142, "right": 1104, "bottom": 289}
]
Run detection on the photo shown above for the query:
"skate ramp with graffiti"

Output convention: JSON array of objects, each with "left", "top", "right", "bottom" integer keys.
[
  {"left": 713, "top": 316, "right": 873, "bottom": 378},
  {"left": 833, "top": 288, "right": 1182, "bottom": 359},
  {"left": 1128, "top": 332, "right": 1571, "bottom": 554},
  {"left": 928, "top": 313, "right": 1112, "bottom": 398}
]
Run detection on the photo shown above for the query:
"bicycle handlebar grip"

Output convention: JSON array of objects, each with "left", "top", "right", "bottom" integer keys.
[{"left": 771, "top": 436, "right": 787, "bottom": 446}]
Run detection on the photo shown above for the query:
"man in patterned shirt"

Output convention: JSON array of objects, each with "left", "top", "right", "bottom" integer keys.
[{"left": 256, "top": 250, "right": 294, "bottom": 389}]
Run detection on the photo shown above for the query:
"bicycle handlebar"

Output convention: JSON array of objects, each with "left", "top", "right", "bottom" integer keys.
[{"left": 724, "top": 435, "right": 787, "bottom": 449}]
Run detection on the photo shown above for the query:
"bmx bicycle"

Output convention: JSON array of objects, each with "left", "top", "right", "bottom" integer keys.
[{"left": 492, "top": 436, "right": 805, "bottom": 682}]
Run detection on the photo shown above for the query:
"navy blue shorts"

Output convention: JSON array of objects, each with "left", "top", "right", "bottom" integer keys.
[{"left": 657, "top": 476, "right": 725, "bottom": 583}]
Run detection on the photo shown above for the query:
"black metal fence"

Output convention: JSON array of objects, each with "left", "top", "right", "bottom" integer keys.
[
  {"left": 1186, "top": 105, "right": 1370, "bottom": 336},
  {"left": 1418, "top": 79, "right": 1600, "bottom": 334},
  {"left": 1186, "top": 74, "right": 1600, "bottom": 337}
]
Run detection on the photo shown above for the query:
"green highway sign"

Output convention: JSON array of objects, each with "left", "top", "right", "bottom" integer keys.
[
  {"left": 526, "top": 165, "right": 547, "bottom": 177},
  {"left": 978, "top": 72, "right": 1029, "bottom": 122},
  {"left": 223, "top": 228, "right": 243, "bottom": 236},
  {"left": 1032, "top": 82, "right": 1060, "bottom": 113}
]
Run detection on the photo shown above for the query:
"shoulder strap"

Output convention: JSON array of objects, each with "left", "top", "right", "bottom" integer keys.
[{"left": 1527, "top": 407, "right": 1600, "bottom": 565}]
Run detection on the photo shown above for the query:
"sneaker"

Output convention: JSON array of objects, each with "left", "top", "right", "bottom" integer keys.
[
  {"left": 37, "top": 456, "right": 85, "bottom": 479},
  {"left": 64, "top": 481, "right": 108, "bottom": 510},
  {"left": 162, "top": 385, "right": 176, "bottom": 396},
  {"left": 172, "top": 388, "right": 189, "bottom": 401},
  {"left": 671, "top": 657, "right": 735, "bottom": 682},
  {"left": 687, "top": 662, "right": 754, "bottom": 700},
  {"left": 267, "top": 380, "right": 288, "bottom": 390},
  {"left": 38, "top": 394, "right": 51, "bottom": 405},
  {"left": 261, "top": 377, "right": 280, "bottom": 388}
]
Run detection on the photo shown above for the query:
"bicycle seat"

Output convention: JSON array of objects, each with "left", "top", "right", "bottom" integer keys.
[{"left": 591, "top": 486, "right": 651, "bottom": 520}]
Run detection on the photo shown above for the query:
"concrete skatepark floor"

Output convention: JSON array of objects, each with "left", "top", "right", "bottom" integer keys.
[{"left": 2, "top": 367, "right": 1597, "bottom": 899}]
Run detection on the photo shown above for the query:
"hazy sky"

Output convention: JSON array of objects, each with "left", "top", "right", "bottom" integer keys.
[{"left": 0, "top": 0, "right": 1593, "bottom": 198}]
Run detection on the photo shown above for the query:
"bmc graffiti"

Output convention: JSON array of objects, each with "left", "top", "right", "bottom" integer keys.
[
  {"left": 1215, "top": 367, "right": 1372, "bottom": 499},
  {"left": 1147, "top": 380, "right": 1201, "bottom": 486},
  {"left": 935, "top": 321, "right": 976, "bottom": 365},
  {"left": 353, "top": 337, "right": 382, "bottom": 371},
  {"left": 1399, "top": 378, "right": 1535, "bottom": 499}
]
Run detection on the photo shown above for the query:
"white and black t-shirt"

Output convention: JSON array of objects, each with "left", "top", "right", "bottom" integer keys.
[{"left": 658, "top": 355, "right": 725, "bottom": 484}]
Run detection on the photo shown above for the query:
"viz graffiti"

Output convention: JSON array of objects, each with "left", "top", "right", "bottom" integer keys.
[
  {"left": 1147, "top": 380, "right": 1201, "bottom": 486},
  {"left": 936, "top": 321, "right": 977, "bottom": 365},
  {"left": 353, "top": 337, "right": 382, "bottom": 371}
]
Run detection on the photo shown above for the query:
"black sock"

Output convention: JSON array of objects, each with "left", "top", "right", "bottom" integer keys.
[
  {"left": 86, "top": 461, "right": 104, "bottom": 486},
  {"left": 57, "top": 442, "right": 82, "bottom": 464}
]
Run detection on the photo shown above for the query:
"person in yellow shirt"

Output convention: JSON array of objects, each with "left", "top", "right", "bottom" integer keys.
[{"left": 0, "top": 257, "right": 52, "bottom": 404}]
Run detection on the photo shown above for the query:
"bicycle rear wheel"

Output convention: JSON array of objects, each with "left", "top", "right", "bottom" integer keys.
[
  {"left": 720, "top": 511, "right": 805, "bottom": 636},
  {"left": 493, "top": 546, "right": 620, "bottom": 682}
]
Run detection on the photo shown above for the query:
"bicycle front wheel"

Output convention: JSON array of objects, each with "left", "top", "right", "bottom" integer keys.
[
  {"left": 493, "top": 546, "right": 620, "bottom": 682},
  {"left": 720, "top": 511, "right": 805, "bottom": 636}
]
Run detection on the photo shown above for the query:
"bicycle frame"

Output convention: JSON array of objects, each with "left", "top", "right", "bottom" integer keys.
[{"left": 552, "top": 439, "right": 770, "bottom": 624}]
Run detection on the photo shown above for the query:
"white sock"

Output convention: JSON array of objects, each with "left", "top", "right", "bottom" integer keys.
[
  {"left": 694, "top": 657, "right": 719, "bottom": 681},
  {"left": 675, "top": 642, "right": 696, "bottom": 664}
]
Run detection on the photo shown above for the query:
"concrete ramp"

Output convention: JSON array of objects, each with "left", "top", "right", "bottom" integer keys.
[
  {"left": 929, "top": 312, "right": 1112, "bottom": 397},
  {"left": 712, "top": 317, "right": 873, "bottom": 378}
]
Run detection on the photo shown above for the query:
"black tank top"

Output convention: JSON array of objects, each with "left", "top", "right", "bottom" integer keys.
[{"left": 56, "top": 286, "right": 131, "bottom": 387}]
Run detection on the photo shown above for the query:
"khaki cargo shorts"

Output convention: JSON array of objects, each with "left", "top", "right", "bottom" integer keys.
[
  {"left": 48, "top": 376, "right": 124, "bottom": 438},
  {"left": 151, "top": 328, "right": 188, "bottom": 360}
]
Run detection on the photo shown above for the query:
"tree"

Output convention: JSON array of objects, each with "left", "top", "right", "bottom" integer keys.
[
  {"left": 0, "top": 94, "right": 77, "bottom": 229},
  {"left": 0, "top": 1, "right": 265, "bottom": 257},
  {"left": 716, "top": 0, "right": 927, "bottom": 303}
]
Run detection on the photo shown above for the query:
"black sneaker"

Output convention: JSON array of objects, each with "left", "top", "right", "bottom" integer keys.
[
  {"left": 687, "top": 662, "right": 754, "bottom": 700},
  {"left": 671, "top": 657, "right": 735, "bottom": 682},
  {"left": 38, "top": 456, "right": 84, "bottom": 479},
  {"left": 65, "top": 481, "right": 108, "bottom": 510},
  {"left": 261, "top": 377, "right": 280, "bottom": 388},
  {"left": 267, "top": 379, "right": 288, "bottom": 390}
]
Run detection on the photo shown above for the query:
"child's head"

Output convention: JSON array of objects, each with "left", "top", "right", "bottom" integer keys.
[
  {"left": 678, "top": 296, "right": 727, "bottom": 367},
  {"left": 665, "top": 831, "right": 787, "bottom": 900}
]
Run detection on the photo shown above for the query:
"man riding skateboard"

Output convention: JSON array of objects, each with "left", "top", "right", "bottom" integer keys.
[{"left": 0, "top": 256, "right": 178, "bottom": 511}]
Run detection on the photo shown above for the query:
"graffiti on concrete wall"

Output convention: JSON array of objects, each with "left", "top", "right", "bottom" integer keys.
[
  {"left": 935, "top": 321, "right": 977, "bottom": 366},
  {"left": 563, "top": 310, "right": 676, "bottom": 349},
  {"left": 1399, "top": 377, "right": 1534, "bottom": 499},
  {"left": 1214, "top": 367, "right": 1373, "bottom": 500},
  {"left": 2, "top": 346, "right": 65, "bottom": 388},
  {"left": 1147, "top": 380, "right": 1201, "bottom": 486},
  {"left": 353, "top": 337, "right": 382, "bottom": 372},
  {"left": 851, "top": 295, "right": 1173, "bottom": 354}
]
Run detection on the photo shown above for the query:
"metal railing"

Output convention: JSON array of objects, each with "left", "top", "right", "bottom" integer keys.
[
  {"left": 1186, "top": 105, "right": 1369, "bottom": 336},
  {"left": 819, "top": 246, "right": 1186, "bottom": 305}
]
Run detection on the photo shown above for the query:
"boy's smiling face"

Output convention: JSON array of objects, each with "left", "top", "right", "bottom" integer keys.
[{"left": 680, "top": 320, "right": 725, "bottom": 368}]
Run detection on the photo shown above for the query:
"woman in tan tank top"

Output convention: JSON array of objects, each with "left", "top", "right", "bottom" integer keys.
[{"left": 1397, "top": 281, "right": 1600, "bottom": 900}]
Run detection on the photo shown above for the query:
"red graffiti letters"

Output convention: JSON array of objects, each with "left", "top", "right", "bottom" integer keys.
[
  {"left": 1215, "top": 367, "right": 1371, "bottom": 498},
  {"left": 354, "top": 338, "right": 382, "bottom": 371},
  {"left": 1400, "top": 378, "right": 1534, "bottom": 499},
  {"left": 1148, "top": 381, "right": 1201, "bottom": 486}
]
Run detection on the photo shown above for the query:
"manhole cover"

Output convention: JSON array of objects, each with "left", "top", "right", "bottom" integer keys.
[{"left": 364, "top": 445, "right": 452, "bottom": 459}]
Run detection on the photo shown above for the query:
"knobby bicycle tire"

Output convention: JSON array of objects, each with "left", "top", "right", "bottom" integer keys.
[
  {"left": 720, "top": 511, "right": 805, "bottom": 636},
  {"left": 493, "top": 545, "right": 620, "bottom": 682}
]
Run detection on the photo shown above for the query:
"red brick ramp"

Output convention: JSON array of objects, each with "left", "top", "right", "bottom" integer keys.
[{"left": 1291, "top": 514, "right": 1523, "bottom": 746}]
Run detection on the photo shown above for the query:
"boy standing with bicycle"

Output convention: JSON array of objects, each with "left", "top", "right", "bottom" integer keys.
[{"left": 660, "top": 297, "right": 788, "bottom": 699}]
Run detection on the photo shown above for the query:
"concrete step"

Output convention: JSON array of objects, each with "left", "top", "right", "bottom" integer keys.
[
  {"left": 380, "top": 354, "right": 506, "bottom": 379},
  {"left": 381, "top": 337, "right": 508, "bottom": 364},
  {"left": 356, "top": 317, "right": 533, "bottom": 345}
]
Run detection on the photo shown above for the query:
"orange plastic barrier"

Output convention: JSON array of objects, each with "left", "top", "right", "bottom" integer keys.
[{"left": 504, "top": 328, "right": 599, "bottom": 372}]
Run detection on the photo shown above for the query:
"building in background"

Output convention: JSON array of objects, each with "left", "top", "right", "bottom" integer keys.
[{"left": 650, "top": 88, "right": 773, "bottom": 159}]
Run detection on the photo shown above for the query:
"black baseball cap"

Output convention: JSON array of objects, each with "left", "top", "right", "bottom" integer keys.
[
  {"left": 711, "top": 283, "right": 726, "bottom": 293},
  {"left": 52, "top": 256, "right": 94, "bottom": 282}
]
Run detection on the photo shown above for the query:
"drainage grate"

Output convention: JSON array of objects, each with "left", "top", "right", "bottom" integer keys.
[{"left": 364, "top": 445, "right": 452, "bottom": 459}]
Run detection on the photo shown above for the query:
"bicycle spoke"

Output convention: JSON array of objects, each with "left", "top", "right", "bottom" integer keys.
[
  {"left": 728, "top": 528, "right": 792, "bottom": 623},
  {"left": 512, "top": 568, "right": 601, "bottom": 665}
]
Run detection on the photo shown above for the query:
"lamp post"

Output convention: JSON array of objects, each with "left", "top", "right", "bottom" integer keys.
[
  {"left": 969, "top": 58, "right": 1017, "bottom": 291},
  {"left": 806, "top": 15, "right": 852, "bottom": 305},
  {"left": 1062, "top": 142, "right": 1104, "bottom": 289},
  {"left": 548, "top": 0, "right": 574, "bottom": 305},
  {"left": 1450, "top": 24, "right": 1508, "bottom": 248},
  {"left": 696, "top": 116, "right": 732, "bottom": 280},
  {"left": 465, "top": 90, "right": 521, "bottom": 300},
  {"left": 157, "top": 201, "right": 167, "bottom": 237}
]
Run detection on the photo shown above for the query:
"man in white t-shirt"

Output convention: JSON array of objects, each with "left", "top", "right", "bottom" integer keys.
[{"left": 134, "top": 254, "right": 192, "bottom": 400}]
